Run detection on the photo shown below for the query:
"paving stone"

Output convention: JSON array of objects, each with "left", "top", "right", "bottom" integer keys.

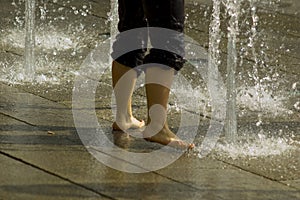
[
  {"left": 0, "top": 0, "right": 299, "bottom": 199},
  {"left": 0, "top": 153, "right": 105, "bottom": 200}
]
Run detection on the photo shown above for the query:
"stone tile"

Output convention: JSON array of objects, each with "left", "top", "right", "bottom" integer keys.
[
  {"left": 157, "top": 155, "right": 300, "bottom": 200},
  {"left": 0, "top": 154, "right": 105, "bottom": 200},
  {"left": 0, "top": 0, "right": 300, "bottom": 199},
  {"left": 281, "top": 179, "right": 300, "bottom": 190},
  {"left": 0, "top": 144, "right": 206, "bottom": 200},
  {"left": 0, "top": 83, "right": 74, "bottom": 128}
]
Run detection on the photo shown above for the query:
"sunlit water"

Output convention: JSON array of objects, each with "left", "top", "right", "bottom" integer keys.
[
  {"left": 0, "top": 1, "right": 100, "bottom": 84},
  {"left": 187, "top": 0, "right": 298, "bottom": 158},
  {"left": 24, "top": 0, "right": 36, "bottom": 81},
  {"left": 5, "top": 30, "right": 74, "bottom": 50},
  {"left": 0, "top": 0, "right": 298, "bottom": 159},
  {"left": 224, "top": 0, "right": 240, "bottom": 142},
  {"left": 108, "top": 0, "right": 118, "bottom": 63},
  {"left": 212, "top": 124, "right": 299, "bottom": 159},
  {"left": 0, "top": 29, "right": 80, "bottom": 84}
]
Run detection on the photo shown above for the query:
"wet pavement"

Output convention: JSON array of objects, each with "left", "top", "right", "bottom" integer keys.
[{"left": 0, "top": 0, "right": 300, "bottom": 199}]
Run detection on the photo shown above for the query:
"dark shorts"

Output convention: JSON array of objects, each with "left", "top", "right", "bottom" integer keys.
[{"left": 111, "top": 0, "right": 185, "bottom": 71}]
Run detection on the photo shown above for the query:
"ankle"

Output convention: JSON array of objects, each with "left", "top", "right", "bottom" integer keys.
[
  {"left": 144, "top": 122, "right": 168, "bottom": 137},
  {"left": 116, "top": 113, "right": 133, "bottom": 124}
]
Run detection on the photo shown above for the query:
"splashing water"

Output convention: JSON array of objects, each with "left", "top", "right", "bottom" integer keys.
[
  {"left": 199, "top": 0, "right": 299, "bottom": 159},
  {"left": 225, "top": 0, "right": 241, "bottom": 143},
  {"left": 0, "top": 0, "right": 298, "bottom": 160},
  {"left": 237, "top": 85, "right": 291, "bottom": 116},
  {"left": 24, "top": 0, "right": 36, "bottom": 81},
  {"left": 215, "top": 135, "right": 296, "bottom": 159},
  {"left": 108, "top": 0, "right": 118, "bottom": 64},
  {"left": 0, "top": 29, "right": 78, "bottom": 85},
  {"left": 248, "top": 0, "right": 265, "bottom": 127},
  {"left": 0, "top": 1, "right": 99, "bottom": 85},
  {"left": 4, "top": 30, "right": 75, "bottom": 50}
]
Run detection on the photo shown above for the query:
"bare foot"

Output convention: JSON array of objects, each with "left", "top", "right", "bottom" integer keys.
[
  {"left": 144, "top": 127, "right": 194, "bottom": 150},
  {"left": 112, "top": 117, "right": 145, "bottom": 131}
]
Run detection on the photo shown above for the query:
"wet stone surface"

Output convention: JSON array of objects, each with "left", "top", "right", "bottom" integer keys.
[{"left": 0, "top": 0, "right": 300, "bottom": 199}]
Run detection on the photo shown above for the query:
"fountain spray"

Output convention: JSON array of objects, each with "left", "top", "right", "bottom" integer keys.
[
  {"left": 24, "top": 0, "right": 36, "bottom": 81},
  {"left": 109, "top": 0, "right": 118, "bottom": 64},
  {"left": 225, "top": 0, "right": 241, "bottom": 143}
]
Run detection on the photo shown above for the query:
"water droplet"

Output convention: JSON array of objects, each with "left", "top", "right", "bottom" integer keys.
[
  {"left": 256, "top": 120, "right": 262, "bottom": 126},
  {"left": 293, "top": 102, "right": 300, "bottom": 110}
]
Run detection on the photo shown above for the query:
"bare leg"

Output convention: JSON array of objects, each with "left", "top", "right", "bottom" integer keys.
[
  {"left": 143, "top": 66, "right": 194, "bottom": 149},
  {"left": 112, "top": 61, "right": 145, "bottom": 131}
]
